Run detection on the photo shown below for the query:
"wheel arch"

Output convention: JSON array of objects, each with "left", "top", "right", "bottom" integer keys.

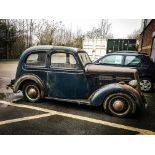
[
  {"left": 13, "top": 74, "right": 47, "bottom": 98},
  {"left": 89, "top": 83, "right": 143, "bottom": 109},
  {"left": 139, "top": 75, "right": 153, "bottom": 80}
]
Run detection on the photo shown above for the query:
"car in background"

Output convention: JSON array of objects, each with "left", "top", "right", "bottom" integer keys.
[{"left": 94, "top": 51, "right": 155, "bottom": 92}]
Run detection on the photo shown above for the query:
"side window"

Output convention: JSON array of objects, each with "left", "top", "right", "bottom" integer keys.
[
  {"left": 25, "top": 52, "right": 46, "bottom": 67},
  {"left": 99, "top": 55, "right": 123, "bottom": 65},
  {"left": 125, "top": 56, "right": 141, "bottom": 66},
  {"left": 78, "top": 52, "right": 91, "bottom": 66},
  {"left": 51, "top": 53, "right": 66, "bottom": 64},
  {"left": 51, "top": 52, "right": 78, "bottom": 69},
  {"left": 69, "top": 54, "right": 77, "bottom": 65}
]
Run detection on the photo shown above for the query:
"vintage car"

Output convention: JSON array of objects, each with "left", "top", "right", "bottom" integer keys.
[{"left": 8, "top": 46, "right": 147, "bottom": 117}]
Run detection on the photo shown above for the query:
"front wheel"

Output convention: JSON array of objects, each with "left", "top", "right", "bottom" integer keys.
[
  {"left": 103, "top": 93, "right": 136, "bottom": 118},
  {"left": 23, "top": 82, "right": 41, "bottom": 103}
]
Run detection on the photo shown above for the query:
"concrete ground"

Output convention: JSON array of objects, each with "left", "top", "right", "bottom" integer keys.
[
  {"left": 0, "top": 61, "right": 17, "bottom": 93},
  {"left": 0, "top": 61, "right": 155, "bottom": 135}
]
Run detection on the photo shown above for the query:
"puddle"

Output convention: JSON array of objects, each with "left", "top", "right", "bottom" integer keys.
[
  {"left": 0, "top": 92, "right": 23, "bottom": 102},
  {"left": 0, "top": 103, "right": 9, "bottom": 108},
  {"left": 0, "top": 92, "right": 23, "bottom": 108}
]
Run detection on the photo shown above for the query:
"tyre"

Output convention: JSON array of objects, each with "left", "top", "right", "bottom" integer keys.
[
  {"left": 140, "top": 77, "right": 153, "bottom": 92},
  {"left": 23, "top": 82, "right": 41, "bottom": 102},
  {"left": 103, "top": 93, "right": 136, "bottom": 118}
]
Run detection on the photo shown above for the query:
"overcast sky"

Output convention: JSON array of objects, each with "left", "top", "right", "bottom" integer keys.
[{"left": 63, "top": 19, "right": 142, "bottom": 39}]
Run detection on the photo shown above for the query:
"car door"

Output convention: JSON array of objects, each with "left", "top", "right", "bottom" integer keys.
[
  {"left": 47, "top": 50, "right": 90, "bottom": 99},
  {"left": 23, "top": 51, "right": 48, "bottom": 84},
  {"left": 96, "top": 54, "right": 124, "bottom": 67}
]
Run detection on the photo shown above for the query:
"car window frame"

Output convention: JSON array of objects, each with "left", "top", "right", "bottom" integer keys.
[
  {"left": 50, "top": 50, "right": 80, "bottom": 70},
  {"left": 78, "top": 51, "right": 92, "bottom": 67},
  {"left": 98, "top": 54, "right": 124, "bottom": 66},
  {"left": 124, "top": 55, "right": 142, "bottom": 67},
  {"left": 24, "top": 51, "right": 47, "bottom": 69}
]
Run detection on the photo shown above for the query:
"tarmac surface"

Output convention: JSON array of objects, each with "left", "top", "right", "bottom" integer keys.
[{"left": 0, "top": 61, "right": 155, "bottom": 135}]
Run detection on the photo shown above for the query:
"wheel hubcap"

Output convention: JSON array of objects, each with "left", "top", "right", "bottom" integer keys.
[
  {"left": 25, "top": 85, "right": 40, "bottom": 101},
  {"left": 112, "top": 100, "right": 125, "bottom": 112},
  {"left": 27, "top": 87, "right": 38, "bottom": 98},
  {"left": 140, "top": 80, "right": 151, "bottom": 91}
]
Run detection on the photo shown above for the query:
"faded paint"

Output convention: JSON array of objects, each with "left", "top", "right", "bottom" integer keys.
[
  {"left": 7, "top": 46, "right": 147, "bottom": 116},
  {"left": 85, "top": 64, "right": 137, "bottom": 74}
]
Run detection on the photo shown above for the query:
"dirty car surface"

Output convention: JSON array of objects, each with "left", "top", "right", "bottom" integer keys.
[{"left": 8, "top": 45, "right": 147, "bottom": 118}]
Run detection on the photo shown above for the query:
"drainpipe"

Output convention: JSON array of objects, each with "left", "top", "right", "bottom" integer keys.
[
  {"left": 141, "top": 20, "right": 146, "bottom": 51},
  {"left": 141, "top": 32, "right": 144, "bottom": 51},
  {"left": 150, "top": 32, "right": 155, "bottom": 57}
]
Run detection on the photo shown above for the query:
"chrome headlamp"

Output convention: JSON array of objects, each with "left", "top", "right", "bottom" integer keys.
[{"left": 128, "top": 80, "right": 138, "bottom": 88}]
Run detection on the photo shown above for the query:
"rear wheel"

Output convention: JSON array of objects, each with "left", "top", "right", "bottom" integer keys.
[
  {"left": 23, "top": 82, "right": 41, "bottom": 103},
  {"left": 103, "top": 93, "right": 136, "bottom": 118},
  {"left": 140, "top": 77, "right": 153, "bottom": 92}
]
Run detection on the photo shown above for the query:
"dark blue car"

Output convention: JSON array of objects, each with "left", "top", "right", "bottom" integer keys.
[
  {"left": 95, "top": 51, "right": 155, "bottom": 92},
  {"left": 8, "top": 46, "right": 147, "bottom": 117}
]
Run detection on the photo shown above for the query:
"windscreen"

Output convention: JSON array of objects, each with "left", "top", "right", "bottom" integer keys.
[{"left": 78, "top": 52, "right": 92, "bottom": 66}]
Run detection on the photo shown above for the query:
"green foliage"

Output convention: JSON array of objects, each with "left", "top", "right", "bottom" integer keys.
[{"left": 0, "top": 20, "right": 17, "bottom": 59}]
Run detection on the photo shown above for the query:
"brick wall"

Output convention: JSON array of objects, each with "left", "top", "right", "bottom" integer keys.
[{"left": 139, "top": 19, "right": 155, "bottom": 55}]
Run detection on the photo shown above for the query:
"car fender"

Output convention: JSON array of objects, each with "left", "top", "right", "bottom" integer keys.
[
  {"left": 89, "top": 83, "right": 144, "bottom": 108},
  {"left": 13, "top": 74, "right": 46, "bottom": 98}
]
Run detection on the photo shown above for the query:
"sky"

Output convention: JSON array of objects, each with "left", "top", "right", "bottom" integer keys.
[{"left": 63, "top": 19, "right": 142, "bottom": 39}]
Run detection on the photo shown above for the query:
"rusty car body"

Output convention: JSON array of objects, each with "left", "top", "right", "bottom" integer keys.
[{"left": 8, "top": 46, "right": 147, "bottom": 117}]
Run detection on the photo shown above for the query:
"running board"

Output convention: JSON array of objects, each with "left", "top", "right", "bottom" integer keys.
[{"left": 45, "top": 97, "right": 90, "bottom": 105}]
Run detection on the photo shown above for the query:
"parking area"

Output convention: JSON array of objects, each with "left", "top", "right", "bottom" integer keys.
[
  {"left": 0, "top": 94, "right": 155, "bottom": 135},
  {"left": 0, "top": 61, "right": 155, "bottom": 135}
]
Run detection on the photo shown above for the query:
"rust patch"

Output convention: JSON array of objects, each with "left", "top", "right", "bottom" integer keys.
[{"left": 85, "top": 64, "right": 137, "bottom": 74}]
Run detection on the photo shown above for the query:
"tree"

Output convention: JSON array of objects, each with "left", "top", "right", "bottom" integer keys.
[
  {"left": 0, "top": 20, "right": 17, "bottom": 59},
  {"left": 35, "top": 19, "right": 61, "bottom": 45},
  {"left": 1, "top": 19, "right": 114, "bottom": 59},
  {"left": 8, "top": 19, "right": 36, "bottom": 58},
  {"left": 35, "top": 20, "right": 83, "bottom": 48},
  {"left": 127, "top": 29, "right": 141, "bottom": 39},
  {"left": 85, "top": 19, "right": 113, "bottom": 39}
]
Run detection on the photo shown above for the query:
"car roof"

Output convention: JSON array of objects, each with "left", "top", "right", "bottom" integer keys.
[
  {"left": 107, "top": 51, "right": 148, "bottom": 56},
  {"left": 24, "top": 45, "right": 84, "bottom": 53}
]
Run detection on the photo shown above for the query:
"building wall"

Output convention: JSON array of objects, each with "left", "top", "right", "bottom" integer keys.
[
  {"left": 140, "top": 19, "right": 152, "bottom": 33},
  {"left": 139, "top": 19, "right": 155, "bottom": 55},
  {"left": 83, "top": 38, "right": 107, "bottom": 61}
]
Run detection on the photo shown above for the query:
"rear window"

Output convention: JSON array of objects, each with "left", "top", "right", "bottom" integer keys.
[
  {"left": 25, "top": 52, "right": 46, "bottom": 67},
  {"left": 125, "top": 56, "right": 141, "bottom": 66}
]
